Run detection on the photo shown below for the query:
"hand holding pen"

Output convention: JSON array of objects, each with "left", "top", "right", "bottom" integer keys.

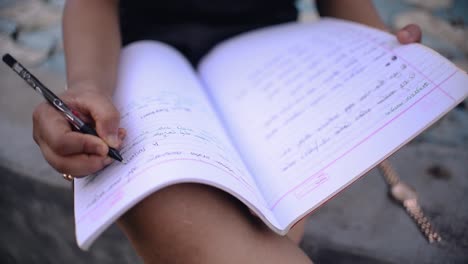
[{"left": 3, "top": 54, "right": 126, "bottom": 177}]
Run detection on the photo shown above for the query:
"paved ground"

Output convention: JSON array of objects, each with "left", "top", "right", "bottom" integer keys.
[{"left": 1, "top": 0, "right": 467, "bottom": 263}]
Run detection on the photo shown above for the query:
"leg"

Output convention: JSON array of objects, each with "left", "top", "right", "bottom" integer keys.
[
  {"left": 287, "top": 217, "right": 307, "bottom": 245},
  {"left": 117, "top": 183, "right": 312, "bottom": 264}
]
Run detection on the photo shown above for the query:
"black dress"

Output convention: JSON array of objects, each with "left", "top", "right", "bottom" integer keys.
[{"left": 119, "top": 0, "right": 298, "bottom": 65}]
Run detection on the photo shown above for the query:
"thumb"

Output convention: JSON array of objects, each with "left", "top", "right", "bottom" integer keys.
[
  {"left": 396, "top": 24, "right": 422, "bottom": 44},
  {"left": 73, "top": 91, "right": 121, "bottom": 148}
]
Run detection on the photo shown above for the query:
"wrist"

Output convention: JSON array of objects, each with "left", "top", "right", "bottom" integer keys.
[{"left": 67, "top": 79, "right": 114, "bottom": 96}]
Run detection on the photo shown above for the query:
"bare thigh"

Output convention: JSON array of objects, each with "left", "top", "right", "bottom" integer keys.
[{"left": 117, "top": 183, "right": 312, "bottom": 264}]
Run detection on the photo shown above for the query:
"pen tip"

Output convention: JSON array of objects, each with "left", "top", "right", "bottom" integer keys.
[
  {"left": 2, "top": 53, "right": 16, "bottom": 68},
  {"left": 121, "top": 160, "right": 127, "bottom": 164}
]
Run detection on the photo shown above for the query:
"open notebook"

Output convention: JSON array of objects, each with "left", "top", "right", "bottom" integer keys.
[{"left": 73, "top": 18, "right": 468, "bottom": 250}]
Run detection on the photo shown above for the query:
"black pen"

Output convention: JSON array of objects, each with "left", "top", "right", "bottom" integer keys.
[{"left": 2, "top": 53, "right": 124, "bottom": 163}]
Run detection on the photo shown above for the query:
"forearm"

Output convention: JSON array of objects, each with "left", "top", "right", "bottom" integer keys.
[
  {"left": 316, "top": 0, "right": 387, "bottom": 30},
  {"left": 63, "top": 0, "right": 121, "bottom": 95}
]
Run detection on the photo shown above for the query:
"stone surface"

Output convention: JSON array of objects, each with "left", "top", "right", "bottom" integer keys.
[
  {"left": 453, "top": 58, "right": 468, "bottom": 73},
  {"left": 46, "top": 0, "right": 65, "bottom": 9},
  {"left": 0, "top": 0, "right": 62, "bottom": 31},
  {"left": 421, "top": 33, "right": 465, "bottom": 61},
  {"left": 372, "top": 0, "right": 410, "bottom": 29},
  {"left": 296, "top": 0, "right": 319, "bottom": 23},
  {"left": 413, "top": 109, "right": 468, "bottom": 148},
  {"left": 17, "top": 28, "right": 56, "bottom": 52},
  {"left": 432, "top": 0, "right": 468, "bottom": 24},
  {"left": 403, "top": 0, "right": 453, "bottom": 10},
  {"left": 0, "top": 166, "right": 141, "bottom": 264},
  {"left": 0, "top": 18, "right": 17, "bottom": 36},
  {"left": 0, "top": 0, "right": 18, "bottom": 9},
  {"left": 40, "top": 51, "right": 65, "bottom": 74},
  {"left": 0, "top": 34, "right": 48, "bottom": 65}
]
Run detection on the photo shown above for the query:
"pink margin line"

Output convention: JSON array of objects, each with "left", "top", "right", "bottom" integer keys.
[
  {"left": 367, "top": 35, "right": 457, "bottom": 102},
  {"left": 269, "top": 33, "right": 459, "bottom": 210},
  {"left": 437, "top": 84, "right": 457, "bottom": 101},
  {"left": 391, "top": 50, "right": 456, "bottom": 102},
  {"left": 77, "top": 158, "right": 254, "bottom": 223},
  {"left": 270, "top": 69, "right": 458, "bottom": 210}
]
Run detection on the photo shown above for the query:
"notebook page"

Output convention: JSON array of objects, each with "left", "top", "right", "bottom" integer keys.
[
  {"left": 74, "top": 41, "right": 274, "bottom": 250},
  {"left": 199, "top": 19, "right": 467, "bottom": 228}
]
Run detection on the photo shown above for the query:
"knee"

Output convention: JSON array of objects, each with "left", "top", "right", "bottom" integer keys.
[
  {"left": 117, "top": 183, "right": 255, "bottom": 261},
  {"left": 119, "top": 183, "right": 229, "bottom": 235},
  {"left": 117, "top": 183, "right": 310, "bottom": 263}
]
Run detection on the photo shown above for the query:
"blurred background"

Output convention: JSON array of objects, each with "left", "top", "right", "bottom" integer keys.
[{"left": 0, "top": 0, "right": 467, "bottom": 263}]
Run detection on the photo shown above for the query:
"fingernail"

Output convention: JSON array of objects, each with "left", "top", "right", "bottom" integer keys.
[
  {"left": 104, "top": 157, "right": 113, "bottom": 165},
  {"left": 400, "top": 30, "right": 410, "bottom": 40},
  {"left": 107, "top": 134, "right": 119, "bottom": 147}
]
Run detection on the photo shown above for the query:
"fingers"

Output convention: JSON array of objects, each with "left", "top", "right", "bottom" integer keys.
[
  {"left": 40, "top": 143, "right": 113, "bottom": 177},
  {"left": 65, "top": 90, "right": 121, "bottom": 148},
  {"left": 33, "top": 102, "right": 109, "bottom": 156},
  {"left": 49, "top": 132, "right": 108, "bottom": 156},
  {"left": 396, "top": 24, "right": 422, "bottom": 44},
  {"left": 32, "top": 89, "right": 125, "bottom": 176}
]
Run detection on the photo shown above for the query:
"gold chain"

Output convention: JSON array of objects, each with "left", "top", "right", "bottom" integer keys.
[
  {"left": 403, "top": 198, "right": 442, "bottom": 243},
  {"left": 378, "top": 160, "right": 442, "bottom": 243},
  {"left": 379, "top": 160, "right": 400, "bottom": 186}
]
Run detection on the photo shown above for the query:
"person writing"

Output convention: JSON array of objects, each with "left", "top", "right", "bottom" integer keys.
[{"left": 32, "top": 0, "right": 422, "bottom": 263}]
